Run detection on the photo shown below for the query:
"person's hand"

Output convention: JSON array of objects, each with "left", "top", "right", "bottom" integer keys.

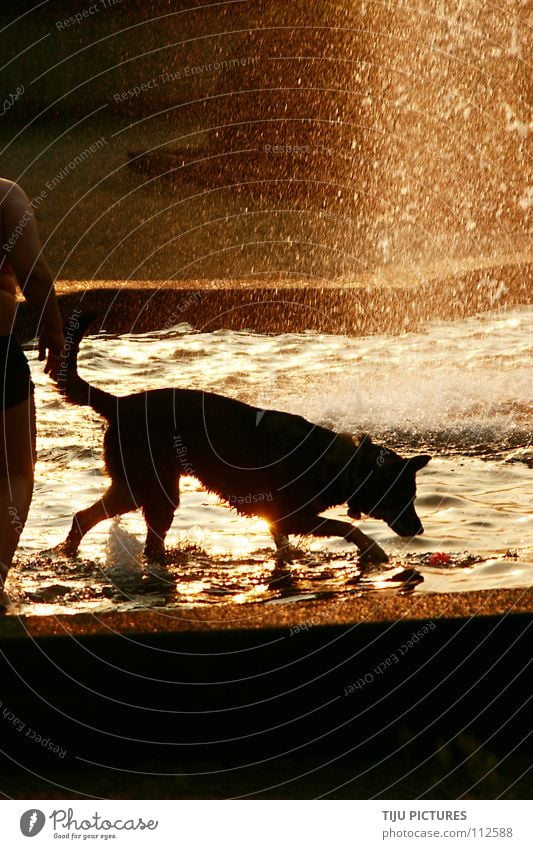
[{"left": 38, "top": 327, "right": 66, "bottom": 378}]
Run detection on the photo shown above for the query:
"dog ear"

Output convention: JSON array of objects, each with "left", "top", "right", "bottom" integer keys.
[{"left": 408, "top": 454, "right": 431, "bottom": 472}]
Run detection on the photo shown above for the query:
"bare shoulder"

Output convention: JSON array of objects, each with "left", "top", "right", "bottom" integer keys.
[
  {"left": 0, "top": 178, "right": 46, "bottom": 278},
  {"left": 0, "top": 178, "right": 30, "bottom": 211}
]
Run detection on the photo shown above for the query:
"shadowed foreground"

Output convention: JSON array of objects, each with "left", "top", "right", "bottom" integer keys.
[{"left": 0, "top": 587, "right": 530, "bottom": 798}]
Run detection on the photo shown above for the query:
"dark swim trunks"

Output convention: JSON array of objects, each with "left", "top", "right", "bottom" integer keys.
[{"left": 0, "top": 335, "right": 34, "bottom": 410}]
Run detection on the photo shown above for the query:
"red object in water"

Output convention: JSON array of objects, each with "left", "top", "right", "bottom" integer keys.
[{"left": 429, "top": 552, "right": 451, "bottom": 566}]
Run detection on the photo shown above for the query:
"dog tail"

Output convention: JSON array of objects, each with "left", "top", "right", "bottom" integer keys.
[{"left": 55, "top": 311, "right": 116, "bottom": 420}]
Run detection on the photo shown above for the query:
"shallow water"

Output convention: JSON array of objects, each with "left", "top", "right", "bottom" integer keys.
[{"left": 9, "top": 305, "right": 533, "bottom": 615}]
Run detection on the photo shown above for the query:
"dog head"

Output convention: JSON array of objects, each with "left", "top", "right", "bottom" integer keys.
[{"left": 347, "top": 435, "right": 430, "bottom": 537}]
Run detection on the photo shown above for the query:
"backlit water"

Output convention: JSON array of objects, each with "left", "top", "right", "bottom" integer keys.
[{"left": 8, "top": 305, "right": 532, "bottom": 614}]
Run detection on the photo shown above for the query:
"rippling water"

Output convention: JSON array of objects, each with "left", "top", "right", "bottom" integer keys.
[{"left": 10, "top": 306, "right": 532, "bottom": 614}]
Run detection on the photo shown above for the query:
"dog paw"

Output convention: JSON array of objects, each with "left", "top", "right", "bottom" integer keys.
[
  {"left": 358, "top": 542, "right": 389, "bottom": 567},
  {"left": 275, "top": 546, "right": 295, "bottom": 566},
  {"left": 144, "top": 547, "right": 167, "bottom": 565},
  {"left": 61, "top": 539, "right": 80, "bottom": 558}
]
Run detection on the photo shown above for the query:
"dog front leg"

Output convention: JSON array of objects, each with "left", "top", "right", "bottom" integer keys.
[
  {"left": 344, "top": 523, "right": 389, "bottom": 566},
  {"left": 271, "top": 527, "right": 294, "bottom": 564},
  {"left": 278, "top": 515, "right": 389, "bottom": 565}
]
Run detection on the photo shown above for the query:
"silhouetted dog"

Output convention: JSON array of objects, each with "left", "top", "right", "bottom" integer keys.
[{"left": 56, "top": 315, "right": 430, "bottom": 564}]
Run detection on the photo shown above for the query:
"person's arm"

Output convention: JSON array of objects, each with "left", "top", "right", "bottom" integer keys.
[{"left": 2, "top": 181, "right": 65, "bottom": 373}]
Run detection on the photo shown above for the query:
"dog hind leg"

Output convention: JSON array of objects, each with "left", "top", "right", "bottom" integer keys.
[
  {"left": 64, "top": 482, "right": 137, "bottom": 555},
  {"left": 142, "top": 478, "right": 179, "bottom": 562}
]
